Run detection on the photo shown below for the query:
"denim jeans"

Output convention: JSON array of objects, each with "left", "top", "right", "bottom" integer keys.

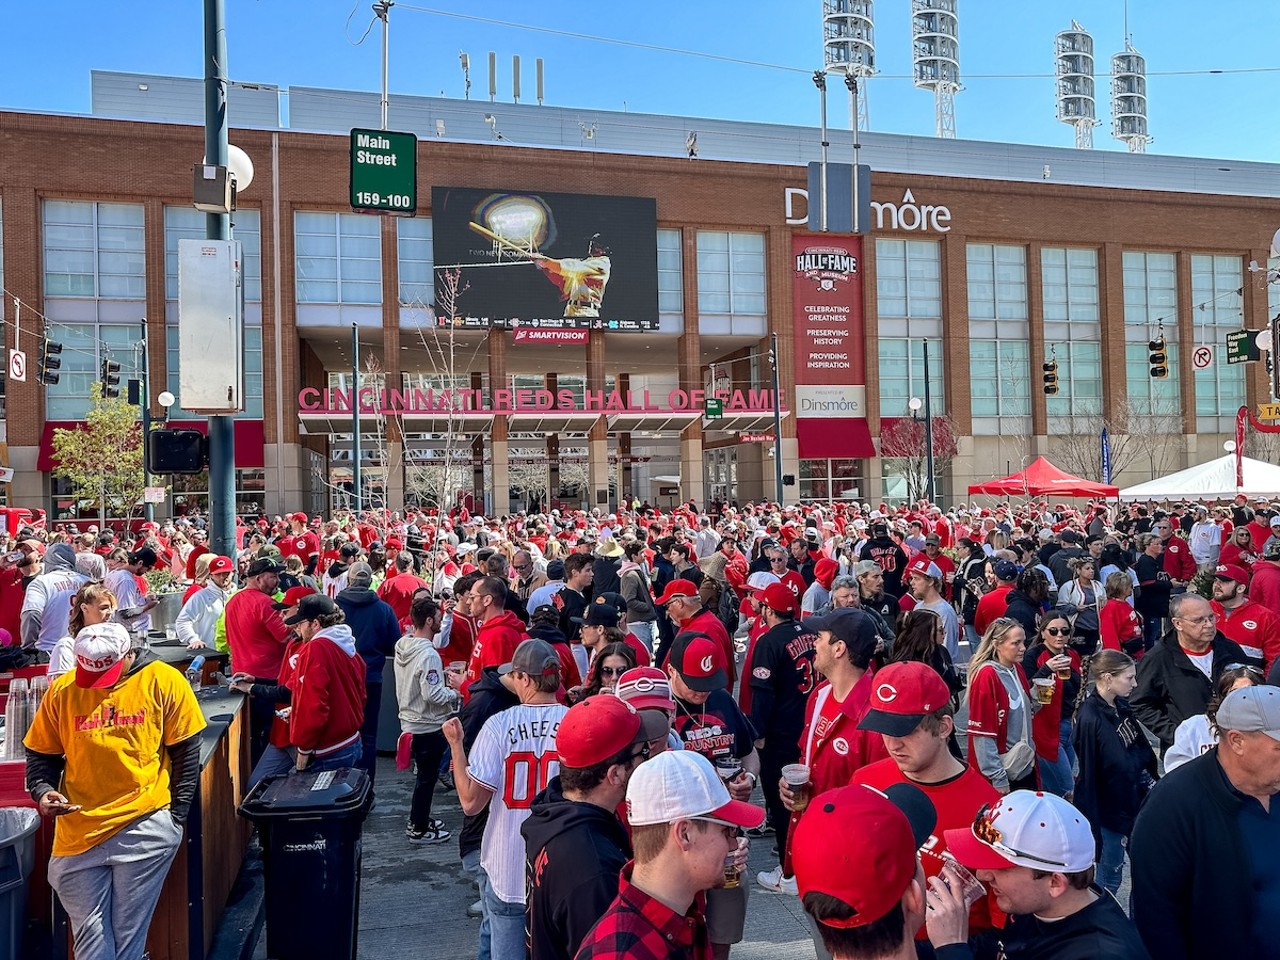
[
  {"left": 1142, "top": 615, "right": 1163, "bottom": 651},
  {"left": 462, "top": 850, "right": 490, "bottom": 960},
  {"left": 247, "top": 743, "right": 296, "bottom": 792},
  {"left": 1058, "top": 718, "right": 1077, "bottom": 773},
  {"left": 480, "top": 869, "right": 526, "bottom": 960},
  {"left": 312, "top": 740, "right": 362, "bottom": 774},
  {"left": 1098, "top": 827, "right": 1128, "bottom": 894},
  {"left": 1038, "top": 745, "right": 1074, "bottom": 798},
  {"left": 628, "top": 620, "right": 655, "bottom": 657}
]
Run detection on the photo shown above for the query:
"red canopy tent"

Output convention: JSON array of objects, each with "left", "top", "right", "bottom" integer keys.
[{"left": 967, "top": 456, "right": 1119, "bottom": 498}]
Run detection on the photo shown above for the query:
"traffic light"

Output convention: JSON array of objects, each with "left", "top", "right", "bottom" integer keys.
[
  {"left": 100, "top": 357, "right": 121, "bottom": 398},
  {"left": 1042, "top": 359, "right": 1059, "bottom": 395},
  {"left": 38, "top": 337, "right": 62, "bottom": 385},
  {"left": 1148, "top": 335, "right": 1168, "bottom": 379}
]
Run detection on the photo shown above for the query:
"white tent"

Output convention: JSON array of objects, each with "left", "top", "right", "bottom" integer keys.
[{"left": 1119, "top": 454, "right": 1280, "bottom": 501}]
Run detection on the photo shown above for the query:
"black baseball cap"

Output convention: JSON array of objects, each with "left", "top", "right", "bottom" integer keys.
[
  {"left": 572, "top": 605, "right": 621, "bottom": 627},
  {"left": 283, "top": 593, "right": 338, "bottom": 625},
  {"left": 246, "top": 556, "right": 285, "bottom": 577}
]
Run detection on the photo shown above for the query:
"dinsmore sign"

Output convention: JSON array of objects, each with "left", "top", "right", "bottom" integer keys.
[{"left": 785, "top": 187, "right": 953, "bottom": 233}]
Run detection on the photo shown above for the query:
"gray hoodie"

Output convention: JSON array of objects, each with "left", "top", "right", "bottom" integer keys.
[
  {"left": 394, "top": 633, "right": 459, "bottom": 734},
  {"left": 20, "top": 544, "right": 86, "bottom": 652}
]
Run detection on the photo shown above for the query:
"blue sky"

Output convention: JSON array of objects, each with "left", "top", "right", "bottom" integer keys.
[{"left": 3, "top": 1, "right": 1277, "bottom": 160}]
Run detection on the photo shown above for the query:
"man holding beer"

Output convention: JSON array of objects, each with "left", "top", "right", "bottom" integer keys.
[{"left": 757, "top": 608, "right": 887, "bottom": 901}]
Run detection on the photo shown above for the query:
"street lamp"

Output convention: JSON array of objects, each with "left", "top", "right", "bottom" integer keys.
[{"left": 908, "top": 342, "right": 937, "bottom": 505}]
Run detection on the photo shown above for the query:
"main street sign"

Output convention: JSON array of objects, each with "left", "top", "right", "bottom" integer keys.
[{"left": 349, "top": 129, "right": 417, "bottom": 215}]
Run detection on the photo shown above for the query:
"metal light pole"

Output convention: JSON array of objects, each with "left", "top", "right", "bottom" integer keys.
[
  {"left": 138, "top": 319, "right": 153, "bottom": 523},
  {"left": 845, "top": 71, "right": 861, "bottom": 233},
  {"left": 771, "top": 333, "right": 784, "bottom": 504},
  {"left": 204, "top": 0, "right": 236, "bottom": 557},
  {"left": 375, "top": 1, "right": 393, "bottom": 130},
  {"left": 923, "top": 339, "right": 936, "bottom": 504},
  {"left": 814, "top": 71, "right": 828, "bottom": 232},
  {"left": 352, "top": 323, "right": 362, "bottom": 512}
]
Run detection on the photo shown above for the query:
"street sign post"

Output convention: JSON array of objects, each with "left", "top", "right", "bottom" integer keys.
[
  {"left": 1226, "top": 330, "right": 1260, "bottom": 364},
  {"left": 349, "top": 128, "right": 418, "bottom": 215},
  {"left": 7, "top": 350, "right": 25, "bottom": 383},
  {"left": 704, "top": 398, "right": 724, "bottom": 420}
]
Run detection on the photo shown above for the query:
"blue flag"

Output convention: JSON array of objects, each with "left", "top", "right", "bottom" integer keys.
[{"left": 1101, "top": 427, "right": 1112, "bottom": 484}]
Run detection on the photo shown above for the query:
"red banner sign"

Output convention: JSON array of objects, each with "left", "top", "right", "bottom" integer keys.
[
  {"left": 512, "top": 328, "right": 590, "bottom": 344},
  {"left": 791, "top": 234, "right": 866, "bottom": 420}
]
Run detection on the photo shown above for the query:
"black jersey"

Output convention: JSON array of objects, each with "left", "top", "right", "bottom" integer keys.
[{"left": 748, "top": 619, "right": 818, "bottom": 747}]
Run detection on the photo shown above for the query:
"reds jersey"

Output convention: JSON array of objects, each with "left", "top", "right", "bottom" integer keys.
[
  {"left": 1211, "top": 598, "right": 1280, "bottom": 669},
  {"left": 748, "top": 620, "right": 818, "bottom": 747},
  {"left": 468, "top": 701, "right": 569, "bottom": 904},
  {"left": 281, "top": 531, "right": 320, "bottom": 564},
  {"left": 853, "top": 759, "right": 1004, "bottom": 936},
  {"left": 672, "top": 689, "right": 757, "bottom": 765}
]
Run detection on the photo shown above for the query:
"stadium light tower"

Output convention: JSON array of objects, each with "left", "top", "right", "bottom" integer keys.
[
  {"left": 911, "top": 0, "right": 960, "bottom": 139},
  {"left": 822, "top": 0, "right": 875, "bottom": 131},
  {"left": 1111, "top": 41, "right": 1153, "bottom": 153},
  {"left": 1055, "top": 20, "right": 1101, "bottom": 149}
]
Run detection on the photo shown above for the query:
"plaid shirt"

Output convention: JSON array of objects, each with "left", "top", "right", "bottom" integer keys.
[{"left": 574, "top": 862, "right": 712, "bottom": 960}]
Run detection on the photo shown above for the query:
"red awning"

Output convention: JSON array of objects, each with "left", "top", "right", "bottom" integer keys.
[
  {"left": 796, "top": 418, "right": 876, "bottom": 460},
  {"left": 39, "top": 420, "right": 265, "bottom": 472}
]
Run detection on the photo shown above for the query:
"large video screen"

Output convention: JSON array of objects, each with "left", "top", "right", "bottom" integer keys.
[{"left": 431, "top": 187, "right": 659, "bottom": 330}]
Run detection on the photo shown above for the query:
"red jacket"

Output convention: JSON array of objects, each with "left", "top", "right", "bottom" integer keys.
[
  {"left": 1211, "top": 598, "right": 1280, "bottom": 670},
  {"left": 965, "top": 661, "right": 1032, "bottom": 761},
  {"left": 679, "top": 606, "right": 735, "bottom": 690},
  {"left": 376, "top": 571, "right": 428, "bottom": 628},
  {"left": 1251, "top": 561, "right": 1280, "bottom": 620},
  {"left": 974, "top": 584, "right": 1014, "bottom": 636},
  {"left": 289, "top": 625, "right": 367, "bottom": 755},
  {"left": 463, "top": 610, "right": 526, "bottom": 697},
  {"left": 269, "top": 637, "right": 305, "bottom": 749},
  {"left": 1100, "top": 598, "right": 1141, "bottom": 652},
  {"left": 1161, "top": 536, "right": 1197, "bottom": 582}
]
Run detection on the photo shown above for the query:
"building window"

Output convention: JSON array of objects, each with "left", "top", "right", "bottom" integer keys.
[
  {"left": 45, "top": 324, "right": 143, "bottom": 420},
  {"left": 967, "top": 244, "right": 1029, "bottom": 431},
  {"left": 970, "top": 340, "right": 1030, "bottom": 418},
  {"left": 1122, "top": 251, "right": 1180, "bottom": 417},
  {"left": 876, "top": 239, "right": 942, "bottom": 324},
  {"left": 800, "top": 458, "right": 863, "bottom": 502},
  {"left": 295, "top": 212, "right": 382, "bottom": 304},
  {"left": 878, "top": 339, "right": 945, "bottom": 415},
  {"left": 706, "top": 447, "right": 738, "bottom": 504},
  {"left": 1191, "top": 254, "right": 1245, "bottom": 424},
  {"left": 397, "top": 217, "right": 433, "bottom": 306},
  {"left": 164, "top": 206, "right": 262, "bottom": 302},
  {"left": 658, "top": 228, "right": 684, "bottom": 317},
  {"left": 166, "top": 325, "right": 263, "bottom": 419},
  {"left": 1042, "top": 247, "right": 1102, "bottom": 418},
  {"left": 696, "top": 231, "right": 765, "bottom": 334},
  {"left": 43, "top": 200, "right": 145, "bottom": 299}
]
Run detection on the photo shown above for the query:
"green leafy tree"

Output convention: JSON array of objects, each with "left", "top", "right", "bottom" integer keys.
[{"left": 52, "top": 384, "right": 146, "bottom": 523}]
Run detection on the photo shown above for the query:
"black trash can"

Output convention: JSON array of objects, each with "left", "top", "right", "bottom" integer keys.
[{"left": 240, "top": 767, "right": 371, "bottom": 960}]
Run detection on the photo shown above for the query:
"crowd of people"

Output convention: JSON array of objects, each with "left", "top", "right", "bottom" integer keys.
[{"left": 12, "top": 490, "right": 1280, "bottom": 959}]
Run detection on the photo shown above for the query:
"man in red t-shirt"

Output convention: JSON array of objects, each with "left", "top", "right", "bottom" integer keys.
[
  {"left": 854, "top": 661, "right": 1005, "bottom": 942},
  {"left": 1211, "top": 562, "right": 1280, "bottom": 670},
  {"left": 377, "top": 550, "right": 428, "bottom": 628},
  {"left": 280, "top": 511, "right": 321, "bottom": 575},
  {"left": 974, "top": 559, "right": 1017, "bottom": 636}
]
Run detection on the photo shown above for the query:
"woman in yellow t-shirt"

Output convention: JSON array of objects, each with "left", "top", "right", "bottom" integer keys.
[{"left": 25, "top": 621, "right": 207, "bottom": 960}]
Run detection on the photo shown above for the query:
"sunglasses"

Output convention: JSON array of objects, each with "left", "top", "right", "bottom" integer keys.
[
  {"left": 1225, "top": 663, "right": 1265, "bottom": 677},
  {"left": 1044, "top": 627, "right": 1070, "bottom": 636},
  {"left": 972, "top": 803, "right": 1068, "bottom": 868},
  {"left": 599, "top": 665, "right": 628, "bottom": 678}
]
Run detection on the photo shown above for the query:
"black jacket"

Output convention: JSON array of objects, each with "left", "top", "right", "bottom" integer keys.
[
  {"left": 591, "top": 555, "right": 622, "bottom": 597},
  {"left": 1130, "top": 632, "right": 1246, "bottom": 749},
  {"left": 334, "top": 586, "right": 401, "bottom": 684},
  {"left": 521, "top": 777, "right": 631, "bottom": 960},
  {"left": 999, "top": 887, "right": 1150, "bottom": 959},
  {"left": 1047, "top": 547, "right": 1086, "bottom": 588},
  {"left": 1003, "top": 589, "right": 1041, "bottom": 637},
  {"left": 1071, "top": 692, "right": 1157, "bottom": 837},
  {"left": 1130, "top": 749, "right": 1256, "bottom": 960}
]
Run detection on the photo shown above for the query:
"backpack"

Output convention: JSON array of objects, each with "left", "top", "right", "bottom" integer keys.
[{"left": 717, "top": 582, "right": 740, "bottom": 635}]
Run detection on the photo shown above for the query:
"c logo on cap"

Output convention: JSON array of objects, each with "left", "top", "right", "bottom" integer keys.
[
  {"left": 699, "top": 655, "right": 714, "bottom": 673},
  {"left": 876, "top": 682, "right": 898, "bottom": 703},
  {"left": 633, "top": 677, "right": 655, "bottom": 693}
]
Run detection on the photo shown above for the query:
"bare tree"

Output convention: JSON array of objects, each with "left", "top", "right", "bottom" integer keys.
[
  {"left": 879, "top": 415, "right": 960, "bottom": 503},
  {"left": 1049, "top": 399, "right": 1184, "bottom": 482}
]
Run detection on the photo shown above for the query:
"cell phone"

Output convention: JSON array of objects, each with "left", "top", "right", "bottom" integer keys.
[
  {"left": 4, "top": 551, "right": 23, "bottom": 563},
  {"left": 47, "top": 800, "right": 82, "bottom": 813},
  {"left": 118, "top": 606, "right": 145, "bottom": 618}
]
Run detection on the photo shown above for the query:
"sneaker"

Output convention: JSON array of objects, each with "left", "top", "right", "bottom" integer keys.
[
  {"left": 438, "top": 769, "right": 456, "bottom": 791},
  {"left": 756, "top": 864, "right": 798, "bottom": 895},
  {"left": 745, "top": 822, "right": 774, "bottom": 839},
  {"left": 466, "top": 899, "right": 484, "bottom": 919},
  {"left": 406, "top": 824, "right": 452, "bottom": 845}
]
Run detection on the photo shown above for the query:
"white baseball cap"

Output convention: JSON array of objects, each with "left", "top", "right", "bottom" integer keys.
[
  {"left": 945, "top": 790, "right": 1095, "bottom": 873},
  {"left": 746, "top": 571, "right": 781, "bottom": 591},
  {"left": 74, "top": 622, "right": 134, "bottom": 689},
  {"left": 625, "top": 749, "right": 765, "bottom": 829}
]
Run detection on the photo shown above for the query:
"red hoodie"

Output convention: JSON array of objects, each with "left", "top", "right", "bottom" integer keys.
[
  {"left": 463, "top": 610, "right": 527, "bottom": 698},
  {"left": 289, "top": 626, "right": 367, "bottom": 756}
]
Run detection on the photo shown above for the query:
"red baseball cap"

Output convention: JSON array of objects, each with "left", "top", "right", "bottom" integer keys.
[
  {"left": 792, "top": 784, "right": 936, "bottom": 928},
  {"left": 654, "top": 578, "right": 699, "bottom": 606},
  {"left": 1214, "top": 563, "right": 1250, "bottom": 584},
  {"left": 758, "top": 581, "right": 798, "bottom": 614},
  {"left": 906, "top": 556, "right": 943, "bottom": 580},
  {"left": 385, "top": 538, "right": 404, "bottom": 550},
  {"left": 288, "top": 512, "right": 307, "bottom": 523},
  {"left": 669, "top": 633, "right": 727, "bottom": 693},
  {"left": 556, "top": 695, "right": 669, "bottom": 769},
  {"left": 272, "top": 585, "right": 318, "bottom": 610},
  {"left": 74, "top": 623, "right": 134, "bottom": 690},
  {"left": 858, "top": 661, "right": 953, "bottom": 738},
  {"left": 614, "top": 667, "right": 677, "bottom": 711},
  {"left": 207, "top": 555, "right": 234, "bottom": 575}
]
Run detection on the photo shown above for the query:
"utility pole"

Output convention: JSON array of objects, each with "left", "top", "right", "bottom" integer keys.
[
  {"left": 375, "top": 1, "right": 393, "bottom": 129},
  {"left": 204, "top": 0, "right": 236, "bottom": 558},
  {"left": 771, "top": 333, "right": 784, "bottom": 504},
  {"left": 139, "top": 319, "right": 153, "bottom": 523},
  {"left": 352, "top": 323, "right": 362, "bottom": 512},
  {"left": 923, "top": 339, "right": 936, "bottom": 504},
  {"left": 814, "top": 71, "right": 828, "bottom": 232},
  {"left": 845, "top": 72, "right": 862, "bottom": 233}
]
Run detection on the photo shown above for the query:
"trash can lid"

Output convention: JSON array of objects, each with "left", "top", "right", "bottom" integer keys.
[{"left": 242, "top": 767, "right": 370, "bottom": 817}]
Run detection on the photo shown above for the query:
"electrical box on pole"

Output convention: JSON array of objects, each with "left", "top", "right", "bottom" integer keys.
[{"left": 177, "top": 239, "right": 245, "bottom": 413}]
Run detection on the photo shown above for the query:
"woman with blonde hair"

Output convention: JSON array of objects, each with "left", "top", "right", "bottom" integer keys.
[
  {"left": 47, "top": 583, "right": 118, "bottom": 680},
  {"left": 183, "top": 553, "right": 215, "bottom": 604},
  {"left": 1057, "top": 556, "right": 1104, "bottom": 655},
  {"left": 960, "top": 617, "right": 1043, "bottom": 793}
]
